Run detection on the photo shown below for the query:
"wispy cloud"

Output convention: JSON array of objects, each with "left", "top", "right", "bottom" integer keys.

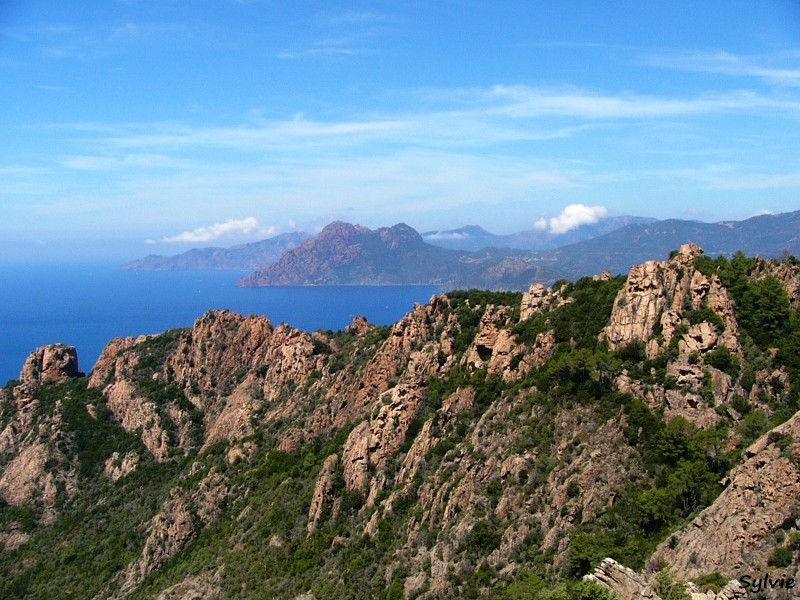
[
  {"left": 319, "top": 10, "right": 389, "bottom": 26},
  {"left": 149, "top": 217, "right": 276, "bottom": 244},
  {"left": 702, "top": 171, "right": 800, "bottom": 190},
  {"left": 484, "top": 85, "right": 800, "bottom": 118},
  {"left": 28, "top": 20, "right": 200, "bottom": 62},
  {"left": 16, "top": 81, "right": 800, "bottom": 234},
  {"left": 535, "top": 204, "right": 608, "bottom": 234},
  {"left": 55, "top": 84, "right": 800, "bottom": 163},
  {"left": 59, "top": 153, "right": 192, "bottom": 170},
  {"left": 278, "top": 8, "right": 393, "bottom": 60},
  {"left": 622, "top": 164, "right": 800, "bottom": 192},
  {"left": 276, "top": 43, "right": 366, "bottom": 59},
  {"left": 646, "top": 51, "right": 800, "bottom": 87}
]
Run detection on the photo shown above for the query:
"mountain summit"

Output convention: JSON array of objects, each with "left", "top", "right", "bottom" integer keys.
[{"left": 239, "top": 221, "right": 473, "bottom": 286}]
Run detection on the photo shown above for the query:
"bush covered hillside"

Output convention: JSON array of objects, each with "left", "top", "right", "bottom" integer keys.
[{"left": 1, "top": 244, "right": 799, "bottom": 599}]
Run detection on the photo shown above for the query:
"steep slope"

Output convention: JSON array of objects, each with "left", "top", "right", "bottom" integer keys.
[
  {"left": 1, "top": 247, "right": 799, "bottom": 599},
  {"left": 119, "top": 232, "right": 309, "bottom": 271}
]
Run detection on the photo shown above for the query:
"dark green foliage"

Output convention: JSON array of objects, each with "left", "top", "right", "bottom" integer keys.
[
  {"left": 567, "top": 481, "right": 581, "bottom": 499},
  {"left": 322, "top": 323, "right": 393, "bottom": 378},
  {"left": 693, "top": 251, "right": 756, "bottom": 301},
  {"left": 0, "top": 455, "right": 178, "bottom": 598},
  {"left": 469, "top": 519, "right": 502, "bottom": 552},
  {"left": 129, "top": 328, "right": 187, "bottom": 376},
  {"left": 730, "top": 394, "right": 751, "bottom": 416},
  {"left": 452, "top": 305, "right": 483, "bottom": 355},
  {"left": 736, "top": 409, "right": 770, "bottom": 447},
  {"left": 59, "top": 380, "right": 143, "bottom": 477},
  {"left": 653, "top": 569, "right": 690, "bottom": 600},
  {"left": 573, "top": 581, "right": 621, "bottom": 600},
  {"left": 362, "top": 324, "right": 392, "bottom": 348},
  {"left": 615, "top": 340, "right": 646, "bottom": 364},
  {"left": 768, "top": 546, "right": 794, "bottom": 567},
  {"left": 31, "top": 378, "right": 144, "bottom": 479},
  {"left": 0, "top": 503, "right": 39, "bottom": 533},
  {"left": 694, "top": 254, "right": 794, "bottom": 351},
  {"left": 623, "top": 399, "right": 661, "bottom": 448},
  {"left": 684, "top": 307, "right": 725, "bottom": 332},
  {"left": 549, "top": 276, "right": 626, "bottom": 349},
  {"left": 513, "top": 311, "right": 549, "bottom": 346},
  {"left": 446, "top": 289, "right": 523, "bottom": 312},
  {"left": 512, "top": 276, "right": 624, "bottom": 351},
  {"left": 570, "top": 404, "right": 733, "bottom": 575},
  {"left": 444, "top": 290, "right": 522, "bottom": 356},
  {"left": 704, "top": 346, "right": 739, "bottom": 378},
  {"left": 692, "top": 572, "right": 729, "bottom": 593},
  {"left": 502, "top": 575, "right": 620, "bottom": 600},
  {"left": 768, "top": 431, "right": 793, "bottom": 451},
  {"left": 739, "top": 277, "right": 792, "bottom": 349},
  {"left": 657, "top": 417, "right": 694, "bottom": 465}
]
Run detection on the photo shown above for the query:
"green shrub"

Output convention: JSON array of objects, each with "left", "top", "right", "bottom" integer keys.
[
  {"left": 616, "top": 340, "right": 646, "bottom": 364},
  {"left": 653, "top": 568, "right": 690, "bottom": 600},
  {"left": 704, "top": 346, "right": 739, "bottom": 378},
  {"left": 768, "top": 546, "right": 794, "bottom": 567},
  {"left": 469, "top": 519, "right": 502, "bottom": 552},
  {"left": 685, "top": 308, "right": 725, "bottom": 332},
  {"left": 573, "top": 580, "right": 621, "bottom": 600},
  {"left": 693, "top": 572, "right": 728, "bottom": 593}
]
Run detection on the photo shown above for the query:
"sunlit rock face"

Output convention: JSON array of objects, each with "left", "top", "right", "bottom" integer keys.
[{"left": 20, "top": 343, "right": 80, "bottom": 386}]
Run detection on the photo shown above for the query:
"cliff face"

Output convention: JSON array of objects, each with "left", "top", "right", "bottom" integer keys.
[
  {"left": 0, "top": 344, "right": 82, "bottom": 536},
  {"left": 2, "top": 247, "right": 800, "bottom": 599},
  {"left": 602, "top": 244, "right": 740, "bottom": 359}
]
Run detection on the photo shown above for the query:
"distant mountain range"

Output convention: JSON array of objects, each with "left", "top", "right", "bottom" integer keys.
[
  {"left": 238, "top": 221, "right": 551, "bottom": 288},
  {"left": 540, "top": 211, "right": 800, "bottom": 279},
  {"left": 121, "top": 215, "right": 649, "bottom": 272},
  {"left": 421, "top": 215, "right": 655, "bottom": 251},
  {"left": 122, "top": 210, "right": 800, "bottom": 289},
  {"left": 119, "top": 232, "right": 309, "bottom": 271}
]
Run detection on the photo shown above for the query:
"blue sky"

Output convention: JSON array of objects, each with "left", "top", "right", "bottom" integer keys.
[{"left": 2, "top": 0, "right": 800, "bottom": 262}]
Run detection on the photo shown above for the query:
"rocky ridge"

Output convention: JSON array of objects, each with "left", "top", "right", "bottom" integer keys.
[{"left": 1, "top": 246, "right": 800, "bottom": 598}]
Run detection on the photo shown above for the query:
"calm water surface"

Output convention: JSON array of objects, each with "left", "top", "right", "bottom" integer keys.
[{"left": 0, "top": 263, "right": 439, "bottom": 384}]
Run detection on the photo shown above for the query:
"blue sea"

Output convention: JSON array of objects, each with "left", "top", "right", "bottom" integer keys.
[{"left": 0, "top": 263, "right": 439, "bottom": 385}]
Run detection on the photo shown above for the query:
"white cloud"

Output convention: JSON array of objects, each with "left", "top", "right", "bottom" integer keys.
[
  {"left": 535, "top": 204, "right": 609, "bottom": 234},
  {"left": 423, "top": 231, "right": 470, "bottom": 240},
  {"left": 149, "top": 217, "right": 275, "bottom": 244},
  {"left": 750, "top": 208, "right": 776, "bottom": 217}
]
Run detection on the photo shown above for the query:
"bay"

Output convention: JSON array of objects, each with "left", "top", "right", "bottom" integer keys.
[{"left": 0, "top": 263, "right": 439, "bottom": 385}]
